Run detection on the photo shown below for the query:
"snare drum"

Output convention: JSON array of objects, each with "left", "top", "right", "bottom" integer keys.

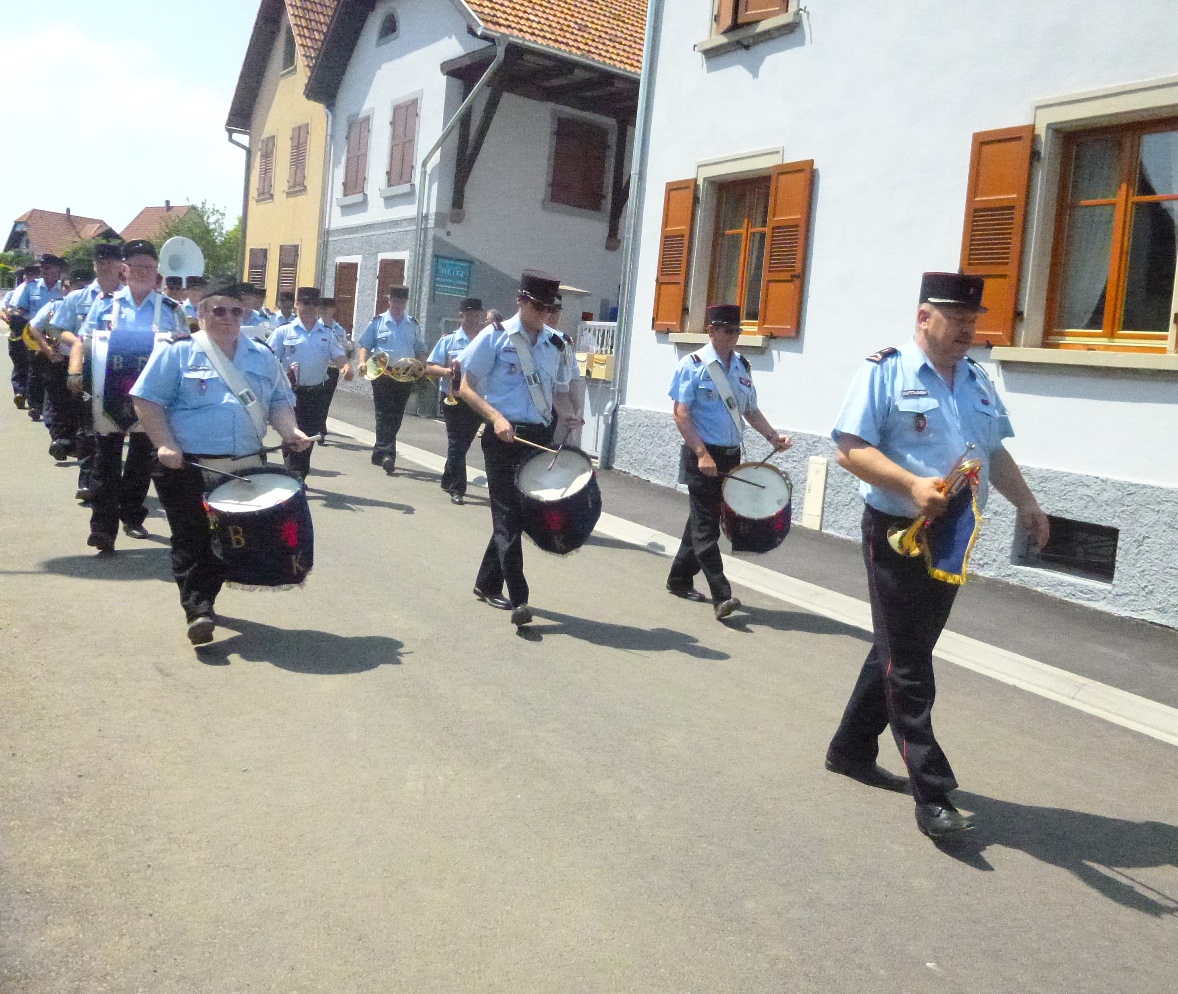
[
  {"left": 720, "top": 462, "right": 793, "bottom": 554},
  {"left": 91, "top": 329, "right": 156, "bottom": 432},
  {"left": 204, "top": 468, "right": 314, "bottom": 589},
  {"left": 516, "top": 446, "right": 602, "bottom": 555}
]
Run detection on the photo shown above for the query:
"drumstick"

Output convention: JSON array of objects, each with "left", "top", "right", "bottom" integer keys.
[
  {"left": 547, "top": 444, "right": 564, "bottom": 472},
  {"left": 513, "top": 436, "right": 561, "bottom": 455},
  {"left": 721, "top": 472, "right": 766, "bottom": 490},
  {"left": 186, "top": 461, "right": 255, "bottom": 484}
]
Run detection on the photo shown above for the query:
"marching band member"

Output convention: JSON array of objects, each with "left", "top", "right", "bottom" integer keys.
[
  {"left": 666, "top": 304, "right": 791, "bottom": 620},
  {"left": 267, "top": 286, "right": 352, "bottom": 479},
  {"left": 163, "top": 275, "right": 185, "bottom": 304},
  {"left": 240, "top": 285, "right": 270, "bottom": 340},
  {"left": 825, "top": 272, "right": 1049, "bottom": 840},
  {"left": 317, "top": 295, "right": 352, "bottom": 431},
  {"left": 131, "top": 276, "right": 312, "bottom": 645},
  {"left": 457, "top": 270, "right": 571, "bottom": 627},
  {"left": 26, "top": 270, "right": 86, "bottom": 460},
  {"left": 80, "top": 239, "right": 189, "bottom": 552},
  {"left": 270, "top": 290, "right": 295, "bottom": 332},
  {"left": 5, "top": 266, "right": 36, "bottom": 409},
  {"left": 183, "top": 275, "right": 207, "bottom": 327},
  {"left": 356, "top": 284, "right": 426, "bottom": 474},
  {"left": 11, "top": 255, "right": 65, "bottom": 420},
  {"left": 425, "top": 296, "right": 484, "bottom": 504}
]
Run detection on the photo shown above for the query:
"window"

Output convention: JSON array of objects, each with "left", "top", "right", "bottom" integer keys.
[
  {"left": 550, "top": 116, "right": 609, "bottom": 212},
  {"left": 709, "top": 178, "right": 771, "bottom": 324},
  {"left": 282, "top": 23, "right": 297, "bottom": 72},
  {"left": 333, "top": 262, "right": 359, "bottom": 333},
  {"left": 386, "top": 99, "right": 418, "bottom": 188},
  {"left": 343, "top": 115, "right": 371, "bottom": 197},
  {"left": 256, "top": 135, "right": 276, "bottom": 201},
  {"left": 377, "top": 11, "right": 398, "bottom": 42},
  {"left": 288, "top": 123, "right": 309, "bottom": 192},
  {"left": 716, "top": 0, "right": 789, "bottom": 32},
  {"left": 248, "top": 247, "right": 268, "bottom": 289},
  {"left": 1047, "top": 121, "right": 1178, "bottom": 353},
  {"left": 278, "top": 244, "right": 299, "bottom": 295}
]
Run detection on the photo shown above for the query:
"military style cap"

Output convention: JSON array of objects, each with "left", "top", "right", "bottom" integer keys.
[
  {"left": 70, "top": 268, "right": 94, "bottom": 283},
  {"left": 919, "top": 272, "right": 986, "bottom": 311},
  {"left": 319, "top": 296, "right": 336, "bottom": 307},
  {"left": 296, "top": 286, "right": 320, "bottom": 304},
  {"left": 122, "top": 239, "right": 158, "bottom": 261},
  {"left": 204, "top": 276, "right": 245, "bottom": 300},
  {"left": 244, "top": 283, "right": 264, "bottom": 295},
  {"left": 164, "top": 275, "right": 184, "bottom": 289},
  {"left": 706, "top": 303, "right": 742, "bottom": 327},
  {"left": 518, "top": 270, "right": 561, "bottom": 306},
  {"left": 459, "top": 297, "right": 483, "bottom": 312},
  {"left": 277, "top": 290, "right": 295, "bottom": 303},
  {"left": 39, "top": 253, "right": 66, "bottom": 267},
  {"left": 186, "top": 275, "right": 208, "bottom": 288},
  {"left": 92, "top": 242, "right": 123, "bottom": 262},
  {"left": 387, "top": 285, "right": 410, "bottom": 300}
]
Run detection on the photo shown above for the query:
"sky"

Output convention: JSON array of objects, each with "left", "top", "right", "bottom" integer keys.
[{"left": 1, "top": 0, "right": 262, "bottom": 237}]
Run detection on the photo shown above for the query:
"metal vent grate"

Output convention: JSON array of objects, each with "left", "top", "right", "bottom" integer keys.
[{"left": 1019, "top": 515, "right": 1118, "bottom": 583}]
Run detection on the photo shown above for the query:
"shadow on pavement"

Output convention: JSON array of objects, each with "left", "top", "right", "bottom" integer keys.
[
  {"left": 521, "top": 607, "right": 729, "bottom": 661},
  {"left": 939, "top": 791, "right": 1178, "bottom": 917},
  {"left": 304, "top": 487, "right": 415, "bottom": 515},
  {"left": 197, "top": 615, "right": 404, "bottom": 674},
  {"left": 28, "top": 547, "right": 173, "bottom": 582},
  {"left": 582, "top": 534, "right": 670, "bottom": 555},
  {"left": 317, "top": 439, "right": 370, "bottom": 453},
  {"left": 722, "top": 605, "right": 873, "bottom": 644}
]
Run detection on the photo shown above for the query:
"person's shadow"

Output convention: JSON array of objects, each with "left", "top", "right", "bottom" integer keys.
[
  {"left": 26, "top": 544, "right": 173, "bottom": 583},
  {"left": 940, "top": 791, "right": 1178, "bottom": 917},
  {"left": 519, "top": 607, "right": 729, "bottom": 660},
  {"left": 721, "top": 605, "right": 873, "bottom": 644},
  {"left": 196, "top": 615, "right": 404, "bottom": 674},
  {"left": 304, "top": 486, "right": 415, "bottom": 515}
]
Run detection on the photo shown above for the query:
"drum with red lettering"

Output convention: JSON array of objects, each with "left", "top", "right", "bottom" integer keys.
[
  {"left": 720, "top": 462, "right": 793, "bottom": 554},
  {"left": 204, "top": 468, "right": 314, "bottom": 588}
]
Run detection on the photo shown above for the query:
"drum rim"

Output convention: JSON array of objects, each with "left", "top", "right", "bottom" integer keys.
[
  {"left": 721, "top": 462, "right": 793, "bottom": 518},
  {"left": 205, "top": 466, "right": 306, "bottom": 508},
  {"left": 515, "top": 444, "right": 596, "bottom": 502}
]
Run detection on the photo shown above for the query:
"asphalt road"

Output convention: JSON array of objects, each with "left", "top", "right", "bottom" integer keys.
[{"left": 2, "top": 381, "right": 1177, "bottom": 993}]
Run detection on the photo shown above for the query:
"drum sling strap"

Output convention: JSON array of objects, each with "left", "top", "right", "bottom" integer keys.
[
  {"left": 701, "top": 353, "right": 745, "bottom": 445},
  {"left": 509, "top": 330, "right": 552, "bottom": 426},
  {"left": 192, "top": 331, "right": 268, "bottom": 446}
]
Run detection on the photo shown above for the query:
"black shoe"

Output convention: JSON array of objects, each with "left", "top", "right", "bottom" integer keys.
[
  {"left": 87, "top": 531, "right": 115, "bottom": 554},
  {"left": 382, "top": 456, "right": 396, "bottom": 475},
  {"left": 29, "top": 409, "right": 42, "bottom": 422},
  {"left": 511, "top": 604, "right": 534, "bottom": 627},
  {"left": 186, "top": 614, "right": 216, "bottom": 646},
  {"left": 13, "top": 393, "right": 25, "bottom": 410},
  {"left": 451, "top": 493, "right": 465, "bottom": 505},
  {"left": 48, "top": 440, "right": 72, "bottom": 461},
  {"left": 75, "top": 487, "right": 92, "bottom": 502},
  {"left": 370, "top": 452, "right": 383, "bottom": 466},
  {"left": 915, "top": 802, "right": 974, "bottom": 840},
  {"left": 122, "top": 523, "right": 149, "bottom": 540},
  {"left": 825, "top": 753, "right": 911, "bottom": 793},
  {"left": 667, "top": 584, "right": 708, "bottom": 603},
  {"left": 714, "top": 596, "right": 741, "bottom": 620},
  {"left": 473, "top": 587, "right": 511, "bottom": 610}
]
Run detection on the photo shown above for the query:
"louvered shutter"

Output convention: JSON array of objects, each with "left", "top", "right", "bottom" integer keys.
[
  {"left": 387, "top": 100, "right": 418, "bottom": 187},
  {"left": 257, "top": 136, "right": 275, "bottom": 199},
  {"left": 289, "top": 124, "right": 308, "bottom": 191},
  {"left": 959, "top": 125, "right": 1035, "bottom": 346},
  {"left": 652, "top": 179, "right": 696, "bottom": 332},
  {"left": 716, "top": 0, "right": 738, "bottom": 32},
  {"left": 758, "top": 159, "right": 813, "bottom": 338},
  {"left": 344, "top": 117, "right": 370, "bottom": 196}
]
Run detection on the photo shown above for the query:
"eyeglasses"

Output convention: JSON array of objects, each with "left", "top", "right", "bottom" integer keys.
[
  {"left": 210, "top": 306, "right": 245, "bottom": 318},
  {"left": 713, "top": 325, "right": 742, "bottom": 335}
]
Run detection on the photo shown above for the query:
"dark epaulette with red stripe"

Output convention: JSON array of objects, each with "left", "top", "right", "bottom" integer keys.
[{"left": 866, "top": 347, "right": 899, "bottom": 363}]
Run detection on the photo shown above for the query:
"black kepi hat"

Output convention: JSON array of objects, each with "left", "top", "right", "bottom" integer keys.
[
  {"left": 387, "top": 285, "right": 410, "bottom": 300},
  {"left": 122, "top": 239, "right": 158, "bottom": 261},
  {"left": 203, "top": 276, "right": 246, "bottom": 300},
  {"left": 296, "top": 286, "right": 320, "bottom": 304},
  {"left": 459, "top": 296, "right": 483, "bottom": 312},
  {"left": 919, "top": 272, "right": 986, "bottom": 311},
  {"left": 706, "top": 303, "right": 742, "bottom": 327},
  {"left": 164, "top": 275, "right": 184, "bottom": 289},
  {"left": 277, "top": 289, "right": 295, "bottom": 303},
  {"left": 319, "top": 296, "right": 336, "bottom": 307},
  {"left": 39, "top": 253, "right": 66, "bottom": 268},
  {"left": 93, "top": 242, "right": 123, "bottom": 262},
  {"left": 518, "top": 269, "right": 560, "bottom": 306},
  {"left": 186, "top": 275, "right": 208, "bottom": 288},
  {"left": 70, "top": 268, "right": 94, "bottom": 283}
]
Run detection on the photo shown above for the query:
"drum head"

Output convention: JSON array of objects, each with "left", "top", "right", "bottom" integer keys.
[
  {"left": 517, "top": 447, "right": 594, "bottom": 502},
  {"left": 207, "top": 471, "right": 303, "bottom": 513},
  {"left": 722, "top": 463, "right": 792, "bottom": 519}
]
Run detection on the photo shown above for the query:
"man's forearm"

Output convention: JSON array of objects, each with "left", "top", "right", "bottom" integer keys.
[
  {"left": 989, "top": 446, "right": 1039, "bottom": 511},
  {"left": 837, "top": 435, "right": 920, "bottom": 496},
  {"left": 270, "top": 405, "right": 300, "bottom": 439}
]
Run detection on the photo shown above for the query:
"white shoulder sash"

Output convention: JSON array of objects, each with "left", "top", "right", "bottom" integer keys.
[
  {"left": 509, "top": 329, "right": 552, "bottom": 425},
  {"left": 192, "top": 331, "right": 267, "bottom": 444},
  {"left": 700, "top": 353, "right": 745, "bottom": 440}
]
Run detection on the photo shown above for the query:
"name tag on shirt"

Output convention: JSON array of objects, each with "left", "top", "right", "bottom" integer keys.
[{"left": 902, "top": 389, "right": 929, "bottom": 398}]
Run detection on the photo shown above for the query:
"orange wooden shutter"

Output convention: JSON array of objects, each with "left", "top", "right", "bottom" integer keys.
[
  {"left": 652, "top": 179, "right": 696, "bottom": 332},
  {"left": 959, "top": 125, "right": 1035, "bottom": 346},
  {"left": 758, "top": 159, "right": 813, "bottom": 338},
  {"left": 716, "top": 0, "right": 738, "bottom": 33}
]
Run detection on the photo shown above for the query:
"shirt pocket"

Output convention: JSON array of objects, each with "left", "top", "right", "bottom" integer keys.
[
  {"left": 180, "top": 369, "right": 221, "bottom": 406},
  {"left": 969, "top": 396, "right": 1000, "bottom": 450},
  {"left": 894, "top": 396, "right": 941, "bottom": 442}
]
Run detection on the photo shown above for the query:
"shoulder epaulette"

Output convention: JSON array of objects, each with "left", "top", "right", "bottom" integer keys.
[
  {"left": 866, "top": 347, "right": 899, "bottom": 363},
  {"left": 690, "top": 352, "right": 702, "bottom": 364},
  {"left": 161, "top": 296, "right": 178, "bottom": 310},
  {"left": 551, "top": 331, "right": 565, "bottom": 351},
  {"left": 162, "top": 332, "right": 192, "bottom": 344},
  {"left": 738, "top": 353, "right": 750, "bottom": 371}
]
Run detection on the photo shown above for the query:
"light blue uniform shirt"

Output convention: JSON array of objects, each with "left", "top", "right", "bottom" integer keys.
[
  {"left": 51, "top": 281, "right": 105, "bottom": 337},
  {"left": 30, "top": 299, "right": 69, "bottom": 355},
  {"left": 668, "top": 342, "right": 758, "bottom": 448},
  {"left": 429, "top": 327, "right": 473, "bottom": 400},
  {"left": 183, "top": 299, "right": 199, "bottom": 322},
  {"left": 268, "top": 317, "right": 346, "bottom": 387},
  {"left": 832, "top": 338, "right": 1014, "bottom": 517},
  {"left": 324, "top": 320, "right": 349, "bottom": 349},
  {"left": 357, "top": 311, "right": 426, "bottom": 360},
  {"left": 82, "top": 285, "right": 189, "bottom": 337},
  {"left": 458, "top": 314, "right": 571, "bottom": 425},
  {"left": 270, "top": 310, "right": 295, "bottom": 332},
  {"left": 130, "top": 333, "right": 296, "bottom": 458},
  {"left": 12, "top": 278, "right": 64, "bottom": 316},
  {"left": 242, "top": 309, "right": 270, "bottom": 339}
]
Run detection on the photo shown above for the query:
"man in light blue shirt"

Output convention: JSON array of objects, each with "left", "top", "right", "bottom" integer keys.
[
  {"left": 268, "top": 286, "right": 352, "bottom": 478},
  {"left": 5, "top": 267, "right": 37, "bottom": 409},
  {"left": 357, "top": 284, "right": 426, "bottom": 473},
  {"left": 27, "top": 271, "right": 89, "bottom": 461},
  {"left": 270, "top": 290, "right": 295, "bottom": 332},
  {"left": 12, "top": 254, "right": 65, "bottom": 419},
  {"left": 240, "top": 285, "right": 270, "bottom": 340},
  {"left": 425, "top": 296, "right": 484, "bottom": 504},
  {"left": 315, "top": 295, "right": 353, "bottom": 429},
  {"left": 182, "top": 276, "right": 207, "bottom": 326},
  {"left": 826, "top": 271, "right": 1049, "bottom": 841},
  {"left": 666, "top": 304, "right": 790, "bottom": 619}
]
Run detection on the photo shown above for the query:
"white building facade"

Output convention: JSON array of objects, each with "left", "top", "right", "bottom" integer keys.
[{"left": 613, "top": 0, "right": 1178, "bottom": 627}]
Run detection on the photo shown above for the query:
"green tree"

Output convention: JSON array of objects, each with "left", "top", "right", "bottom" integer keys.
[
  {"left": 0, "top": 249, "right": 35, "bottom": 288},
  {"left": 156, "top": 201, "right": 242, "bottom": 278},
  {"left": 62, "top": 239, "right": 100, "bottom": 274}
]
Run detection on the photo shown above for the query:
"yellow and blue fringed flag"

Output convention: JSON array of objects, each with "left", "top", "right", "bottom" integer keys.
[{"left": 921, "top": 475, "right": 982, "bottom": 586}]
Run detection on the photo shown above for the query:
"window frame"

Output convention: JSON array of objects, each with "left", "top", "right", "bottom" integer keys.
[
  {"left": 715, "top": 0, "right": 790, "bottom": 33},
  {"left": 546, "top": 111, "right": 612, "bottom": 216},
  {"left": 707, "top": 176, "right": 772, "bottom": 331},
  {"left": 376, "top": 10, "right": 399, "bottom": 45},
  {"left": 281, "top": 22, "right": 297, "bottom": 74}
]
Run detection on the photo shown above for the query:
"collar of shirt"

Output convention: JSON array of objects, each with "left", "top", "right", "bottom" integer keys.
[
  {"left": 696, "top": 341, "right": 741, "bottom": 373},
  {"left": 114, "top": 285, "right": 159, "bottom": 314},
  {"left": 899, "top": 337, "right": 968, "bottom": 390}
]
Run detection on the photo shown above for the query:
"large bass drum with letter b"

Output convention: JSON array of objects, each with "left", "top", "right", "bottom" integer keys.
[{"left": 90, "top": 329, "right": 156, "bottom": 433}]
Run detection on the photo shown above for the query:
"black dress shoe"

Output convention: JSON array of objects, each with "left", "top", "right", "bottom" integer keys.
[
  {"left": 370, "top": 452, "right": 383, "bottom": 466},
  {"left": 714, "top": 596, "right": 741, "bottom": 620},
  {"left": 122, "top": 523, "right": 149, "bottom": 540},
  {"left": 511, "top": 604, "right": 534, "bottom": 627},
  {"left": 382, "top": 456, "right": 396, "bottom": 475},
  {"left": 186, "top": 614, "right": 216, "bottom": 646},
  {"left": 825, "top": 753, "right": 910, "bottom": 793},
  {"left": 48, "top": 440, "right": 72, "bottom": 461},
  {"left": 667, "top": 585, "right": 708, "bottom": 603},
  {"left": 915, "top": 802, "right": 974, "bottom": 840},
  {"left": 451, "top": 493, "right": 465, "bottom": 505},
  {"left": 473, "top": 587, "right": 511, "bottom": 610}
]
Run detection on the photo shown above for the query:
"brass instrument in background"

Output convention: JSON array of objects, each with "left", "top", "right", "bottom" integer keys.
[
  {"left": 888, "top": 444, "right": 983, "bottom": 557},
  {"left": 363, "top": 351, "right": 427, "bottom": 383},
  {"left": 443, "top": 358, "right": 461, "bottom": 406}
]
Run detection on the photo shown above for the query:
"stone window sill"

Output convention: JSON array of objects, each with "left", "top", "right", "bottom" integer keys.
[
  {"left": 337, "top": 192, "right": 367, "bottom": 208},
  {"left": 286, "top": 186, "right": 307, "bottom": 198},
  {"left": 991, "top": 346, "right": 1178, "bottom": 373},
  {"left": 255, "top": 193, "right": 274, "bottom": 204},
  {"left": 696, "top": 12, "right": 801, "bottom": 57},
  {"left": 667, "top": 332, "right": 767, "bottom": 351},
  {"left": 379, "top": 182, "right": 414, "bottom": 199}
]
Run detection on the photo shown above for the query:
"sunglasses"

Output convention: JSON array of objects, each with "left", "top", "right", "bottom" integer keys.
[{"left": 210, "top": 305, "right": 245, "bottom": 318}]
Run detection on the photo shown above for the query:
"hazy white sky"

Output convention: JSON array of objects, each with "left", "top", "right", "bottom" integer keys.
[{"left": 2, "top": 1, "right": 262, "bottom": 237}]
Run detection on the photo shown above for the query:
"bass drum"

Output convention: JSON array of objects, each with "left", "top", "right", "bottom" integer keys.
[
  {"left": 720, "top": 462, "right": 793, "bottom": 553},
  {"left": 516, "top": 446, "right": 602, "bottom": 555},
  {"left": 91, "top": 329, "right": 156, "bottom": 432},
  {"left": 204, "top": 468, "right": 314, "bottom": 589}
]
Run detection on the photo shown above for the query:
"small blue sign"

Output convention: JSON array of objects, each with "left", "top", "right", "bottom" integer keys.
[{"left": 433, "top": 256, "right": 472, "bottom": 297}]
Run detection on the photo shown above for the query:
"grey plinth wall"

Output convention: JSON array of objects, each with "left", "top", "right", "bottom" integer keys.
[{"left": 612, "top": 406, "right": 1178, "bottom": 630}]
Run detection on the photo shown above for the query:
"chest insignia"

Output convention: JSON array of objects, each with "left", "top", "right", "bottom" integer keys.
[
  {"left": 902, "top": 389, "right": 928, "bottom": 398},
  {"left": 980, "top": 397, "right": 991, "bottom": 406},
  {"left": 914, "top": 413, "right": 927, "bottom": 432},
  {"left": 739, "top": 377, "right": 752, "bottom": 388}
]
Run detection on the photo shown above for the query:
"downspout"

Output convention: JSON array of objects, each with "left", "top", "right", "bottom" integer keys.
[
  {"left": 316, "top": 104, "right": 335, "bottom": 288},
  {"left": 227, "top": 128, "right": 252, "bottom": 277},
  {"left": 410, "top": 36, "right": 507, "bottom": 321},
  {"left": 599, "top": 0, "right": 664, "bottom": 470}
]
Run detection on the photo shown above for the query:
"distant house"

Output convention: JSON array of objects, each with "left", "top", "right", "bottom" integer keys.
[
  {"left": 120, "top": 202, "right": 193, "bottom": 243},
  {"left": 228, "top": 0, "right": 337, "bottom": 309},
  {"left": 4, "top": 209, "right": 119, "bottom": 256}
]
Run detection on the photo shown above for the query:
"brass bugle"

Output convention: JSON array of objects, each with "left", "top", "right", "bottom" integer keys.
[
  {"left": 888, "top": 445, "right": 983, "bottom": 557},
  {"left": 443, "top": 358, "right": 461, "bottom": 406}
]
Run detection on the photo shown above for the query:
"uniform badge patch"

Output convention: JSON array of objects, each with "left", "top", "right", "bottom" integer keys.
[
  {"left": 914, "top": 413, "right": 927, "bottom": 432},
  {"left": 902, "top": 389, "right": 928, "bottom": 398}
]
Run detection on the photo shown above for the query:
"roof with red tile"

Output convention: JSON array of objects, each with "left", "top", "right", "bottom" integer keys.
[
  {"left": 466, "top": 0, "right": 647, "bottom": 75},
  {"left": 120, "top": 205, "right": 193, "bottom": 243},
  {"left": 287, "top": 0, "right": 336, "bottom": 71},
  {"left": 7, "top": 209, "right": 119, "bottom": 257}
]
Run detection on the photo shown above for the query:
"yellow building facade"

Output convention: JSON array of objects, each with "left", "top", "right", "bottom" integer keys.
[{"left": 227, "top": 1, "right": 332, "bottom": 308}]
